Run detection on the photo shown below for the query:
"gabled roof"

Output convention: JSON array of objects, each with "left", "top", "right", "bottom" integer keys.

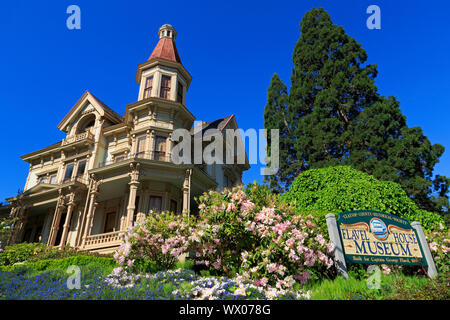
[
  {"left": 191, "top": 115, "right": 235, "bottom": 136},
  {"left": 57, "top": 90, "right": 123, "bottom": 132},
  {"left": 149, "top": 37, "right": 181, "bottom": 64}
]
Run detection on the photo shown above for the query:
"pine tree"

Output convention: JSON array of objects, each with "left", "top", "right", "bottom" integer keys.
[
  {"left": 263, "top": 7, "right": 448, "bottom": 213},
  {"left": 263, "top": 74, "right": 291, "bottom": 193}
]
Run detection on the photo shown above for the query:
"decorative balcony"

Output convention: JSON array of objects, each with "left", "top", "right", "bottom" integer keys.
[
  {"left": 98, "top": 151, "right": 171, "bottom": 168},
  {"left": 61, "top": 131, "right": 94, "bottom": 146},
  {"left": 83, "top": 231, "right": 123, "bottom": 249}
]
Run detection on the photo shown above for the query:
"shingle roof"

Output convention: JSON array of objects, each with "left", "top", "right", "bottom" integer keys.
[
  {"left": 190, "top": 115, "right": 234, "bottom": 136},
  {"left": 148, "top": 37, "right": 181, "bottom": 64}
]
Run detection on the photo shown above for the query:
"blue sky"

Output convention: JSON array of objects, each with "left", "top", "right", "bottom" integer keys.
[{"left": 0, "top": 0, "right": 449, "bottom": 202}]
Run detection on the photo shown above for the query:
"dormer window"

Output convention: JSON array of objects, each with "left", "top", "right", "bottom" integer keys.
[
  {"left": 160, "top": 75, "right": 171, "bottom": 99},
  {"left": 143, "top": 76, "right": 153, "bottom": 99}
]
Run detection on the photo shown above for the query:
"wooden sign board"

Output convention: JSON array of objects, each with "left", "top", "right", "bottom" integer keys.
[{"left": 337, "top": 210, "right": 427, "bottom": 266}]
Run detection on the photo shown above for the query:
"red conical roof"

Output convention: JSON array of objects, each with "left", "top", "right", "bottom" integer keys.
[{"left": 148, "top": 25, "right": 181, "bottom": 64}]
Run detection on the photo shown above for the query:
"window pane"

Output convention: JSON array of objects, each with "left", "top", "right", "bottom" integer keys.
[
  {"left": 149, "top": 196, "right": 162, "bottom": 212},
  {"left": 136, "top": 136, "right": 146, "bottom": 154},
  {"left": 155, "top": 136, "right": 166, "bottom": 152},
  {"left": 104, "top": 212, "right": 116, "bottom": 233},
  {"left": 160, "top": 75, "right": 171, "bottom": 99},
  {"left": 145, "top": 76, "right": 153, "bottom": 89},
  {"left": 177, "top": 82, "right": 183, "bottom": 103},
  {"left": 170, "top": 200, "right": 177, "bottom": 213},
  {"left": 64, "top": 164, "right": 74, "bottom": 180},
  {"left": 49, "top": 175, "right": 57, "bottom": 184},
  {"left": 76, "top": 161, "right": 86, "bottom": 177},
  {"left": 144, "top": 76, "right": 153, "bottom": 99}
]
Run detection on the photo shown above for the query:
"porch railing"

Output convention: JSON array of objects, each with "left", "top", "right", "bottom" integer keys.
[{"left": 83, "top": 231, "right": 123, "bottom": 249}]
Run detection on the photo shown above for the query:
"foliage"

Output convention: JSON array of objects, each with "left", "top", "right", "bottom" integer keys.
[
  {"left": 281, "top": 166, "right": 445, "bottom": 231},
  {"left": 0, "top": 255, "right": 117, "bottom": 275},
  {"left": 114, "top": 212, "right": 193, "bottom": 272},
  {"left": 114, "top": 185, "right": 335, "bottom": 290},
  {"left": 426, "top": 228, "right": 450, "bottom": 275},
  {"left": 0, "top": 242, "right": 109, "bottom": 267},
  {"left": 0, "top": 217, "right": 17, "bottom": 249},
  {"left": 382, "top": 273, "right": 449, "bottom": 300},
  {"left": 0, "top": 242, "right": 48, "bottom": 266},
  {"left": 263, "top": 7, "right": 448, "bottom": 214}
]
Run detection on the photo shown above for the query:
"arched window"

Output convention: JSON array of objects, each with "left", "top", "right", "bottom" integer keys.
[{"left": 76, "top": 114, "right": 96, "bottom": 134}]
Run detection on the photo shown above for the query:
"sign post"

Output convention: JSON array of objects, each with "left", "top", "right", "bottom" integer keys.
[
  {"left": 411, "top": 221, "right": 438, "bottom": 278},
  {"left": 326, "top": 210, "right": 437, "bottom": 279},
  {"left": 325, "top": 213, "right": 348, "bottom": 279}
]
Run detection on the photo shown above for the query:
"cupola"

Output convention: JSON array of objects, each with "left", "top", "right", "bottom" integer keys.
[{"left": 135, "top": 24, "right": 191, "bottom": 105}]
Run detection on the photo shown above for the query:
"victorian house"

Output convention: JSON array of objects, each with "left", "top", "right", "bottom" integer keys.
[{"left": 2, "top": 25, "right": 249, "bottom": 254}]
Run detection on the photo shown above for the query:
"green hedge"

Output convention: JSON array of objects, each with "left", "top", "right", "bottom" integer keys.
[
  {"left": 0, "top": 255, "right": 117, "bottom": 275},
  {"left": 0, "top": 243, "right": 48, "bottom": 266},
  {"left": 281, "top": 166, "right": 445, "bottom": 231}
]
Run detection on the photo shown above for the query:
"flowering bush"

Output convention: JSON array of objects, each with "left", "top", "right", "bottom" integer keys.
[
  {"left": 114, "top": 185, "right": 335, "bottom": 290},
  {"left": 114, "top": 212, "right": 193, "bottom": 272},
  {"left": 426, "top": 227, "right": 450, "bottom": 275},
  {"left": 194, "top": 185, "right": 335, "bottom": 289}
]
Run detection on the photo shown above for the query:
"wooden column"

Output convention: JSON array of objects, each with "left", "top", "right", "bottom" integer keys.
[
  {"left": 182, "top": 169, "right": 192, "bottom": 216},
  {"left": 82, "top": 179, "right": 100, "bottom": 246},
  {"left": 60, "top": 192, "right": 76, "bottom": 249},
  {"left": 48, "top": 192, "right": 65, "bottom": 246},
  {"left": 10, "top": 206, "right": 26, "bottom": 245},
  {"left": 15, "top": 208, "right": 29, "bottom": 244},
  {"left": 167, "top": 133, "right": 173, "bottom": 161},
  {"left": 126, "top": 163, "right": 140, "bottom": 228}
]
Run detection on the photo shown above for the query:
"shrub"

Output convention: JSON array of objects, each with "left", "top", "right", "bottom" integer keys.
[
  {"left": 115, "top": 185, "right": 336, "bottom": 290},
  {"left": 0, "top": 217, "right": 17, "bottom": 249},
  {"left": 1, "top": 255, "right": 117, "bottom": 275},
  {"left": 194, "top": 186, "right": 335, "bottom": 289},
  {"left": 114, "top": 212, "right": 193, "bottom": 272},
  {"left": 281, "top": 166, "right": 445, "bottom": 231},
  {"left": 0, "top": 243, "right": 48, "bottom": 266},
  {"left": 26, "top": 246, "right": 108, "bottom": 263},
  {"left": 426, "top": 228, "right": 450, "bottom": 275}
]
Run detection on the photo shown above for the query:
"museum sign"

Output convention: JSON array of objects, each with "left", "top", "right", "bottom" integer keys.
[{"left": 337, "top": 210, "right": 427, "bottom": 266}]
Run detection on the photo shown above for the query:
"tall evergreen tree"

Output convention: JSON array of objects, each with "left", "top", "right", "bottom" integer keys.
[
  {"left": 263, "top": 7, "right": 448, "bottom": 213},
  {"left": 263, "top": 74, "right": 291, "bottom": 193}
]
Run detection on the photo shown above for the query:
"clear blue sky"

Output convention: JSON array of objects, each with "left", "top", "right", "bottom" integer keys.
[{"left": 0, "top": 0, "right": 449, "bottom": 202}]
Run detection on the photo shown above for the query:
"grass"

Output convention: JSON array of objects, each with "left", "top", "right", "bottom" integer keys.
[{"left": 306, "top": 273, "right": 446, "bottom": 300}]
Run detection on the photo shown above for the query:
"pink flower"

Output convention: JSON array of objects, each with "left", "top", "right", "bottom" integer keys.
[
  {"left": 315, "top": 234, "right": 326, "bottom": 246},
  {"left": 112, "top": 267, "right": 123, "bottom": 275},
  {"left": 429, "top": 241, "right": 438, "bottom": 252},
  {"left": 168, "top": 222, "right": 178, "bottom": 229},
  {"left": 127, "top": 259, "right": 135, "bottom": 267},
  {"left": 327, "top": 242, "right": 336, "bottom": 254},
  {"left": 240, "top": 200, "right": 256, "bottom": 213},
  {"left": 213, "top": 259, "right": 221, "bottom": 270},
  {"left": 260, "top": 277, "right": 269, "bottom": 287},
  {"left": 226, "top": 202, "right": 236, "bottom": 212},
  {"left": 317, "top": 250, "right": 327, "bottom": 263},
  {"left": 241, "top": 251, "right": 248, "bottom": 262},
  {"left": 267, "top": 263, "right": 277, "bottom": 273},
  {"left": 381, "top": 264, "right": 391, "bottom": 275},
  {"left": 295, "top": 270, "right": 310, "bottom": 285}
]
